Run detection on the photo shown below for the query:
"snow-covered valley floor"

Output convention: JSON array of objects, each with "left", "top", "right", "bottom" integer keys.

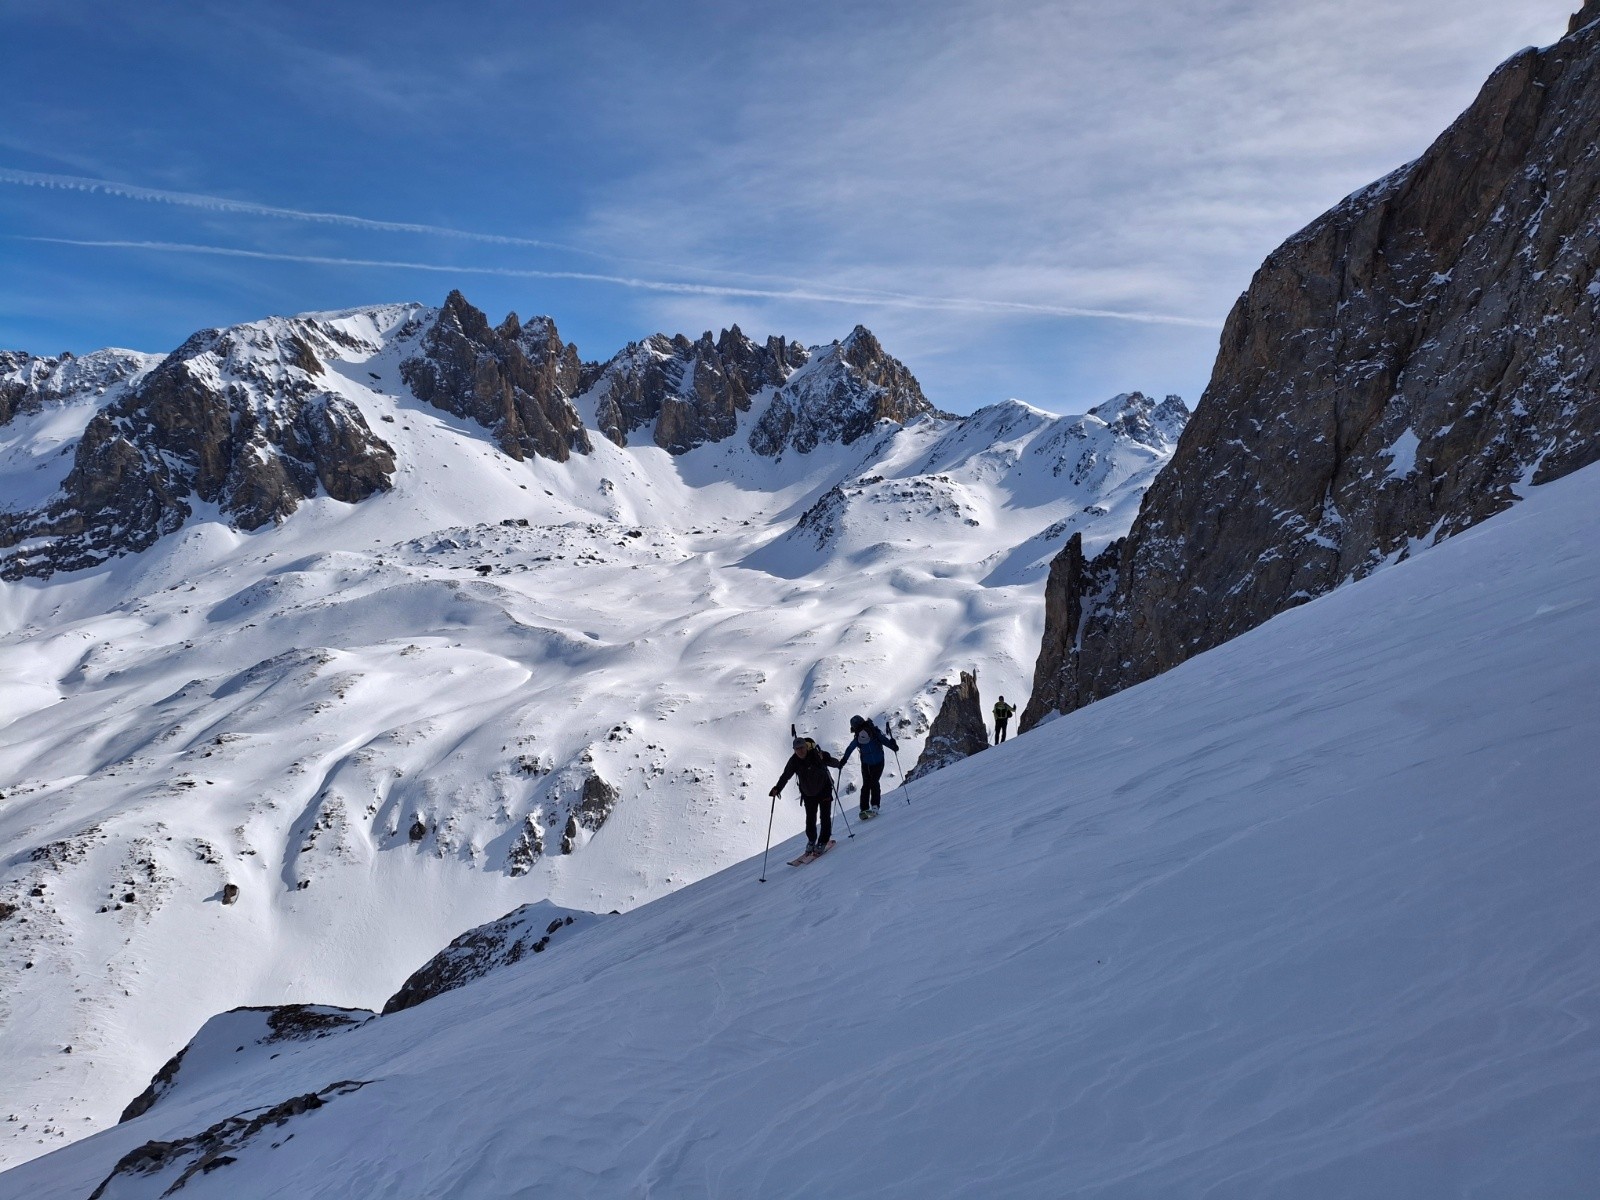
[{"left": 8, "top": 454, "right": 1597, "bottom": 1198}]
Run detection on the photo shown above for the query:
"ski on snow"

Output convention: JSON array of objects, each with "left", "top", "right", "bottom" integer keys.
[{"left": 788, "top": 840, "right": 837, "bottom": 867}]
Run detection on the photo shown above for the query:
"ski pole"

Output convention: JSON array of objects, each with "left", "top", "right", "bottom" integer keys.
[
  {"left": 886, "top": 715, "right": 914, "bottom": 804},
  {"left": 833, "top": 768, "right": 854, "bottom": 838},
  {"left": 883, "top": 713, "right": 921, "bottom": 809},
  {"left": 893, "top": 745, "right": 913, "bottom": 804},
  {"left": 758, "top": 791, "right": 777, "bottom": 882}
]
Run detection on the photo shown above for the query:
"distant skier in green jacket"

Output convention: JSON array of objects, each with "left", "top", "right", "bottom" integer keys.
[{"left": 993, "top": 696, "right": 1016, "bottom": 743}]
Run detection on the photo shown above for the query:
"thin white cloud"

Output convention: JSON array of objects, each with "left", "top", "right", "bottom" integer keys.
[
  {"left": 23, "top": 237, "right": 1219, "bottom": 328},
  {"left": 575, "top": 0, "right": 1575, "bottom": 326}
]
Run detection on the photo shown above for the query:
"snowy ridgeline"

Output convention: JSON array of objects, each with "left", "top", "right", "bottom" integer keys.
[
  {"left": 6, "top": 452, "right": 1598, "bottom": 1200},
  {"left": 0, "top": 300, "right": 1187, "bottom": 1169}
]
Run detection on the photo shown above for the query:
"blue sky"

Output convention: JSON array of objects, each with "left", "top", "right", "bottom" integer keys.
[{"left": 0, "top": 0, "right": 1577, "bottom": 414}]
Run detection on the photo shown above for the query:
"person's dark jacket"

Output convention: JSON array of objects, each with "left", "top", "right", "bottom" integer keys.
[{"left": 773, "top": 746, "right": 840, "bottom": 798}]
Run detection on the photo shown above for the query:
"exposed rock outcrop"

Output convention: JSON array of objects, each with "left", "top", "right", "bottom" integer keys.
[
  {"left": 588, "top": 326, "right": 806, "bottom": 453},
  {"left": 750, "top": 325, "right": 936, "bottom": 456},
  {"left": 1026, "top": 14, "right": 1600, "bottom": 728},
  {"left": 119, "top": 1004, "right": 372, "bottom": 1123},
  {"left": 382, "top": 902, "right": 598, "bottom": 1014},
  {"left": 908, "top": 671, "right": 989, "bottom": 780},
  {"left": 0, "top": 348, "right": 157, "bottom": 426},
  {"left": 1, "top": 318, "right": 396, "bottom": 579},
  {"left": 400, "top": 290, "right": 590, "bottom": 462}
]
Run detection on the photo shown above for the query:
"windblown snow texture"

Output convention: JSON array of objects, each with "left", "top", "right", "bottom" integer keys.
[{"left": 8, "top": 455, "right": 1598, "bottom": 1200}]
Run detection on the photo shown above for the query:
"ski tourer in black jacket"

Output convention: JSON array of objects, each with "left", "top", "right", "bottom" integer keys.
[
  {"left": 772, "top": 742, "right": 840, "bottom": 799},
  {"left": 770, "top": 739, "right": 841, "bottom": 851}
]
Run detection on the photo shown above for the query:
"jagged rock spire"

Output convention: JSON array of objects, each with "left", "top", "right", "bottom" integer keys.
[{"left": 400, "top": 291, "right": 590, "bottom": 462}]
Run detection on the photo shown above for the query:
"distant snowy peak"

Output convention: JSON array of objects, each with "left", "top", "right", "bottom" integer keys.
[
  {"left": 749, "top": 324, "right": 935, "bottom": 457},
  {"left": 0, "top": 347, "right": 159, "bottom": 424},
  {"left": 1, "top": 309, "right": 409, "bottom": 579},
  {"left": 750, "top": 390, "right": 1189, "bottom": 582},
  {"left": 585, "top": 320, "right": 930, "bottom": 459},
  {"left": 401, "top": 292, "right": 925, "bottom": 462},
  {"left": 1084, "top": 391, "right": 1189, "bottom": 448}
]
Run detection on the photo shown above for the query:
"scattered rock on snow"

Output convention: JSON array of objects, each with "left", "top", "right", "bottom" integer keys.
[{"left": 96, "top": 1080, "right": 370, "bottom": 1198}]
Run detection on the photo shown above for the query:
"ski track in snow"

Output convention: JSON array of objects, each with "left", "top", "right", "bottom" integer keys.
[
  {"left": 0, "top": 307, "right": 1182, "bottom": 1168},
  {"left": 5, "top": 456, "right": 1598, "bottom": 1198}
]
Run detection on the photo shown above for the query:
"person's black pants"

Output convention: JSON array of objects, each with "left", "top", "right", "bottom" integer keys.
[
  {"left": 860, "top": 761, "right": 884, "bottom": 813},
  {"left": 803, "top": 791, "right": 833, "bottom": 847},
  {"left": 995, "top": 720, "right": 1009, "bottom": 743}
]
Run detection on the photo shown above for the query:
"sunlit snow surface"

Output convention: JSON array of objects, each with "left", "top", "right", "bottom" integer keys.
[
  {"left": 7, "top": 457, "right": 1597, "bottom": 1198},
  {"left": 0, "top": 306, "right": 1181, "bottom": 1167}
]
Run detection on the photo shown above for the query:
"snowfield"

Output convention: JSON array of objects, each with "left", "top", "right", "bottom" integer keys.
[
  {"left": 0, "top": 305, "right": 1184, "bottom": 1168},
  {"left": 5, "top": 452, "right": 1596, "bottom": 1198}
]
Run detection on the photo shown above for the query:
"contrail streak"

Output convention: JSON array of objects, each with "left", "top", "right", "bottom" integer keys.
[
  {"left": 23, "top": 237, "right": 1221, "bottom": 328},
  {"left": 0, "top": 167, "right": 589, "bottom": 254},
  {"left": 0, "top": 167, "right": 932, "bottom": 299}
]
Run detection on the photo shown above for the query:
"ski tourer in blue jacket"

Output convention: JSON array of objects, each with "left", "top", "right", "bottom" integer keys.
[{"left": 840, "top": 715, "right": 897, "bottom": 818}]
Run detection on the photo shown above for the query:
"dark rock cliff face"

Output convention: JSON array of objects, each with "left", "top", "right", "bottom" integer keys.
[
  {"left": 908, "top": 671, "right": 989, "bottom": 780},
  {"left": 589, "top": 326, "right": 806, "bottom": 453},
  {"left": 400, "top": 290, "right": 591, "bottom": 462},
  {"left": 750, "top": 325, "right": 935, "bottom": 457},
  {"left": 1, "top": 320, "right": 396, "bottom": 580},
  {"left": 1025, "top": 14, "right": 1600, "bottom": 729},
  {"left": 1020, "top": 532, "right": 1123, "bottom": 731}
]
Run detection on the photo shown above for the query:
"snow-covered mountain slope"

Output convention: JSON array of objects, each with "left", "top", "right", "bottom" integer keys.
[
  {"left": 0, "top": 349, "right": 160, "bottom": 515},
  {"left": 8, "top": 456, "right": 1596, "bottom": 1200},
  {"left": 0, "top": 302, "right": 1185, "bottom": 1168}
]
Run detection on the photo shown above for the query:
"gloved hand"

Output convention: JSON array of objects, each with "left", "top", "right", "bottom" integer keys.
[{"left": 768, "top": 785, "right": 781, "bottom": 798}]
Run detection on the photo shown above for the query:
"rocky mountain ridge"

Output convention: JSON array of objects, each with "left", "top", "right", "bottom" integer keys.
[
  {"left": 585, "top": 325, "right": 806, "bottom": 453},
  {"left": 1025, "top": 9, "right": 1600, "bottom": 728},
  {"left": 0, "top": 294, "right": 936, "bottom": 580}
]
